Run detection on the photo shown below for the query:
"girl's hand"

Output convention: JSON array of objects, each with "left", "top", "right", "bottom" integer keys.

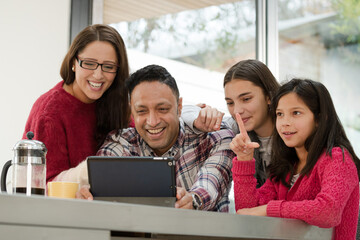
[
  {"left": 229, "top": 113, "right": 260, "bottom": 161},
  {"left": 194, "top": 103, "right": 224, "bottom": 132},
  {"left": 236, "top": 205, "right": 267, "bottom": 216}
]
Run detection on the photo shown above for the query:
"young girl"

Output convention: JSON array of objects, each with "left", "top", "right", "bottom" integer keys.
[
  {"left": 182, "top": 59, "right": 280, "bottom": 187},
  {"left": 23, "top": 24, "right": 133, "bottom": 185},
  {"left": 231, "top": 78, "right": 360, "bottom": 239}
]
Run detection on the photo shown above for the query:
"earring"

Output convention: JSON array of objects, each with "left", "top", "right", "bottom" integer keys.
[{"left": 72, "top": 66, "right": 75, "bottom": 72}]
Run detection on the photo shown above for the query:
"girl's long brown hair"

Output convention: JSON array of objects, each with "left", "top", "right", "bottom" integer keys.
[{"left": 268, "top": 78, "right": 360, "bottom": 187}]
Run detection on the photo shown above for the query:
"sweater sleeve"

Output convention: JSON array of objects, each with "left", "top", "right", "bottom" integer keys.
[
  {"left": 24, "top": 114, "right": 70, "bottom": 182},
  {"left": 180, "top": 105, "right": 203, "bottom": 134},
  {"left": 267, "top": 149, "right": 359, "bottom": 228},
  {"left": 52, "top": 159, "right": 88, "bottom": 187},
  {"left": 52, "top": 132, "right": 133, "bottom": 188},
  {"left": 232, "top": 157, "right": 277, "bottom": 211}
]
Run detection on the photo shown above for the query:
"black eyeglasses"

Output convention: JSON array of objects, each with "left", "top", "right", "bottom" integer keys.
[{"left": 76, "top": 57, "right": 119, "bottom": 73}]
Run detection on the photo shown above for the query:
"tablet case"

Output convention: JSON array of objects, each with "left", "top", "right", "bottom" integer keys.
[{"left": 87, "top": 156, "right": 176, "bottom": 207}]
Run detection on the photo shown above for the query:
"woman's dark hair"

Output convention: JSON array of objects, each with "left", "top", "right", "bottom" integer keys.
[
  {"left": 268, "top": 78, "right": 360, "bottom": 187},
  {"left": 223, "top": 59, "right": 280, "bottom": 104},
  {"left": 60, "top": 24, "right": 130, "bottom": 147}
]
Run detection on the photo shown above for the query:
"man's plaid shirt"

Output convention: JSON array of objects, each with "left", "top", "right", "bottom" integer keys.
[{"left": 97, "top": 119, "right": 235, "bottom": 212}]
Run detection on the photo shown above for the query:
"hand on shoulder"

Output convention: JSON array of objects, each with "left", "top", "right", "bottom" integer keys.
[{"left": 194, "top": 103, "right": 224, "bottom": 132}]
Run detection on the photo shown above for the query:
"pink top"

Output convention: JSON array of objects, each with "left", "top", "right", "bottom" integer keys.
[{"left": 232, "top": 147, "right": 359, "bottom": 240}]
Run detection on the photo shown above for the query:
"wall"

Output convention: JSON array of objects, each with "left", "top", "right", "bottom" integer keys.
[{"left": 0, "top": 1, "right": 71, "bottom": 174}]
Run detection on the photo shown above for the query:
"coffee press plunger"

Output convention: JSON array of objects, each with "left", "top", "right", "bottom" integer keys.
[{"left": 1, "top": 131, "right": 47, "bottom": 196}]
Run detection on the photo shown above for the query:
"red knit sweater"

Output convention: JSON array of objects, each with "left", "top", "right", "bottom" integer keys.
[
  {"left": 232, "top": 147, "right": 359, "bottom": 240},
  {"left": 24, "top": 82, "right": 97, "bottom": 181}
]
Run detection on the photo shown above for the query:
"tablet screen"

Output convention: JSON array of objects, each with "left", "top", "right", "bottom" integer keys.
[{"left": 87, "top": 156, "right": 176, "bottom": 197}]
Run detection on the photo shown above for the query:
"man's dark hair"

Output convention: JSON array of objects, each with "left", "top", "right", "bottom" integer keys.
[{"left": 125, "top": 64, "right": 179, "bottom": 101}]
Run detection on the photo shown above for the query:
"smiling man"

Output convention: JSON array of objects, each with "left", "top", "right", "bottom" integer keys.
[
  {"left": 79, "top": 64, "right": 235, "bottom": 212},
  {"left": 130, "top": 81, "right": 180, "bottom": 157}
]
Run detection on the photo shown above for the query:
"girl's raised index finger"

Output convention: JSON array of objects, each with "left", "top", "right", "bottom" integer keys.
[{"left": 235, "top": 113, "right": 249, "bottom": 137}]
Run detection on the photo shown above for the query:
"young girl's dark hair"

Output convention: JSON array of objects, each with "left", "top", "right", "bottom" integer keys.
[{"left": 268, "top": 78, "right": 360, "bottom": 187}]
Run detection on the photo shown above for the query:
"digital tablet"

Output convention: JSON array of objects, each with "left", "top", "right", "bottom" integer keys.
[{"left": 87, "top": 156, "right": 176, "bottom": 207}]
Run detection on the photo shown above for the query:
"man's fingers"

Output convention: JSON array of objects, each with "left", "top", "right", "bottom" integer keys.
[
  {"left": 183, "top": 201, "right": 193, "bottom": 209},
  {"left": 175, "top": 193, "right": 192, "bottom": 209},
  {"left": 175, "top": 187, "right": 193, "bottom": 209},
  {"left": 176, "top": 187, "right": 186, "bottom": 200},
  {"left": 176, "top": 201, "right": 192, "bottom": 209}
]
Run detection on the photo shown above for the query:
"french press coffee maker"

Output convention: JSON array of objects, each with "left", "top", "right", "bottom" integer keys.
[{"left": 1, "top": 131, "right": 47, "bottom": 196}]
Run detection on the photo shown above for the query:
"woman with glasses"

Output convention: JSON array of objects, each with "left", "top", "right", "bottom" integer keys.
[{"left": 23, "top": 24, "right": 132, "bottom": 186}]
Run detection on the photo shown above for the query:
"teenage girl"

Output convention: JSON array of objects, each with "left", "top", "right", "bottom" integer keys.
[
  {"left": 231, "top": 78, "right": 359, "bottom": 239},
  {"left": 182, "top": 59, "right": 279, "bottom": 187}
]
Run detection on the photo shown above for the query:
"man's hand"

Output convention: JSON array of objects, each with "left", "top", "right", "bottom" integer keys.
[
  {"left": 230, "top": 113, "right": 260, "bottom": 161},
  {"left": 236, "top": 205, "right": 267, "bottom": 216},
  {"left": 175, "top": 187, "right": 193, "bottom": 209},
  {"left": 75, "top": 185, "right": 93, "bottom": 200},
  {"left": 193, "top": 103, "right": 224, "bottom": 132}
]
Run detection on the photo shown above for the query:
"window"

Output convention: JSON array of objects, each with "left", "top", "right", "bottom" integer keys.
[
  {"left": 277, "top": 0, "right": 360, "bottom": 155},
  {"left": 103, "top": 0, "right": 256, "bottom": 112}
]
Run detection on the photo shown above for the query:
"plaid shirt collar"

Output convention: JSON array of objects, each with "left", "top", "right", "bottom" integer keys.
[{"left": 138, "top": 118, "right": 185, "bottom": 158}]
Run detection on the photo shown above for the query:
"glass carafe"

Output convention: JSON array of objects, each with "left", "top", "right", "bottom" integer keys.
[{"left": 1, "top": 132, "right": 47, "bottom": 196}]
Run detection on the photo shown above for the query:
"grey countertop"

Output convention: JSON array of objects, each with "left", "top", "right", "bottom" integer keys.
[{"left": 0, "top": 193, "right": 332, "bottom": 239}]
